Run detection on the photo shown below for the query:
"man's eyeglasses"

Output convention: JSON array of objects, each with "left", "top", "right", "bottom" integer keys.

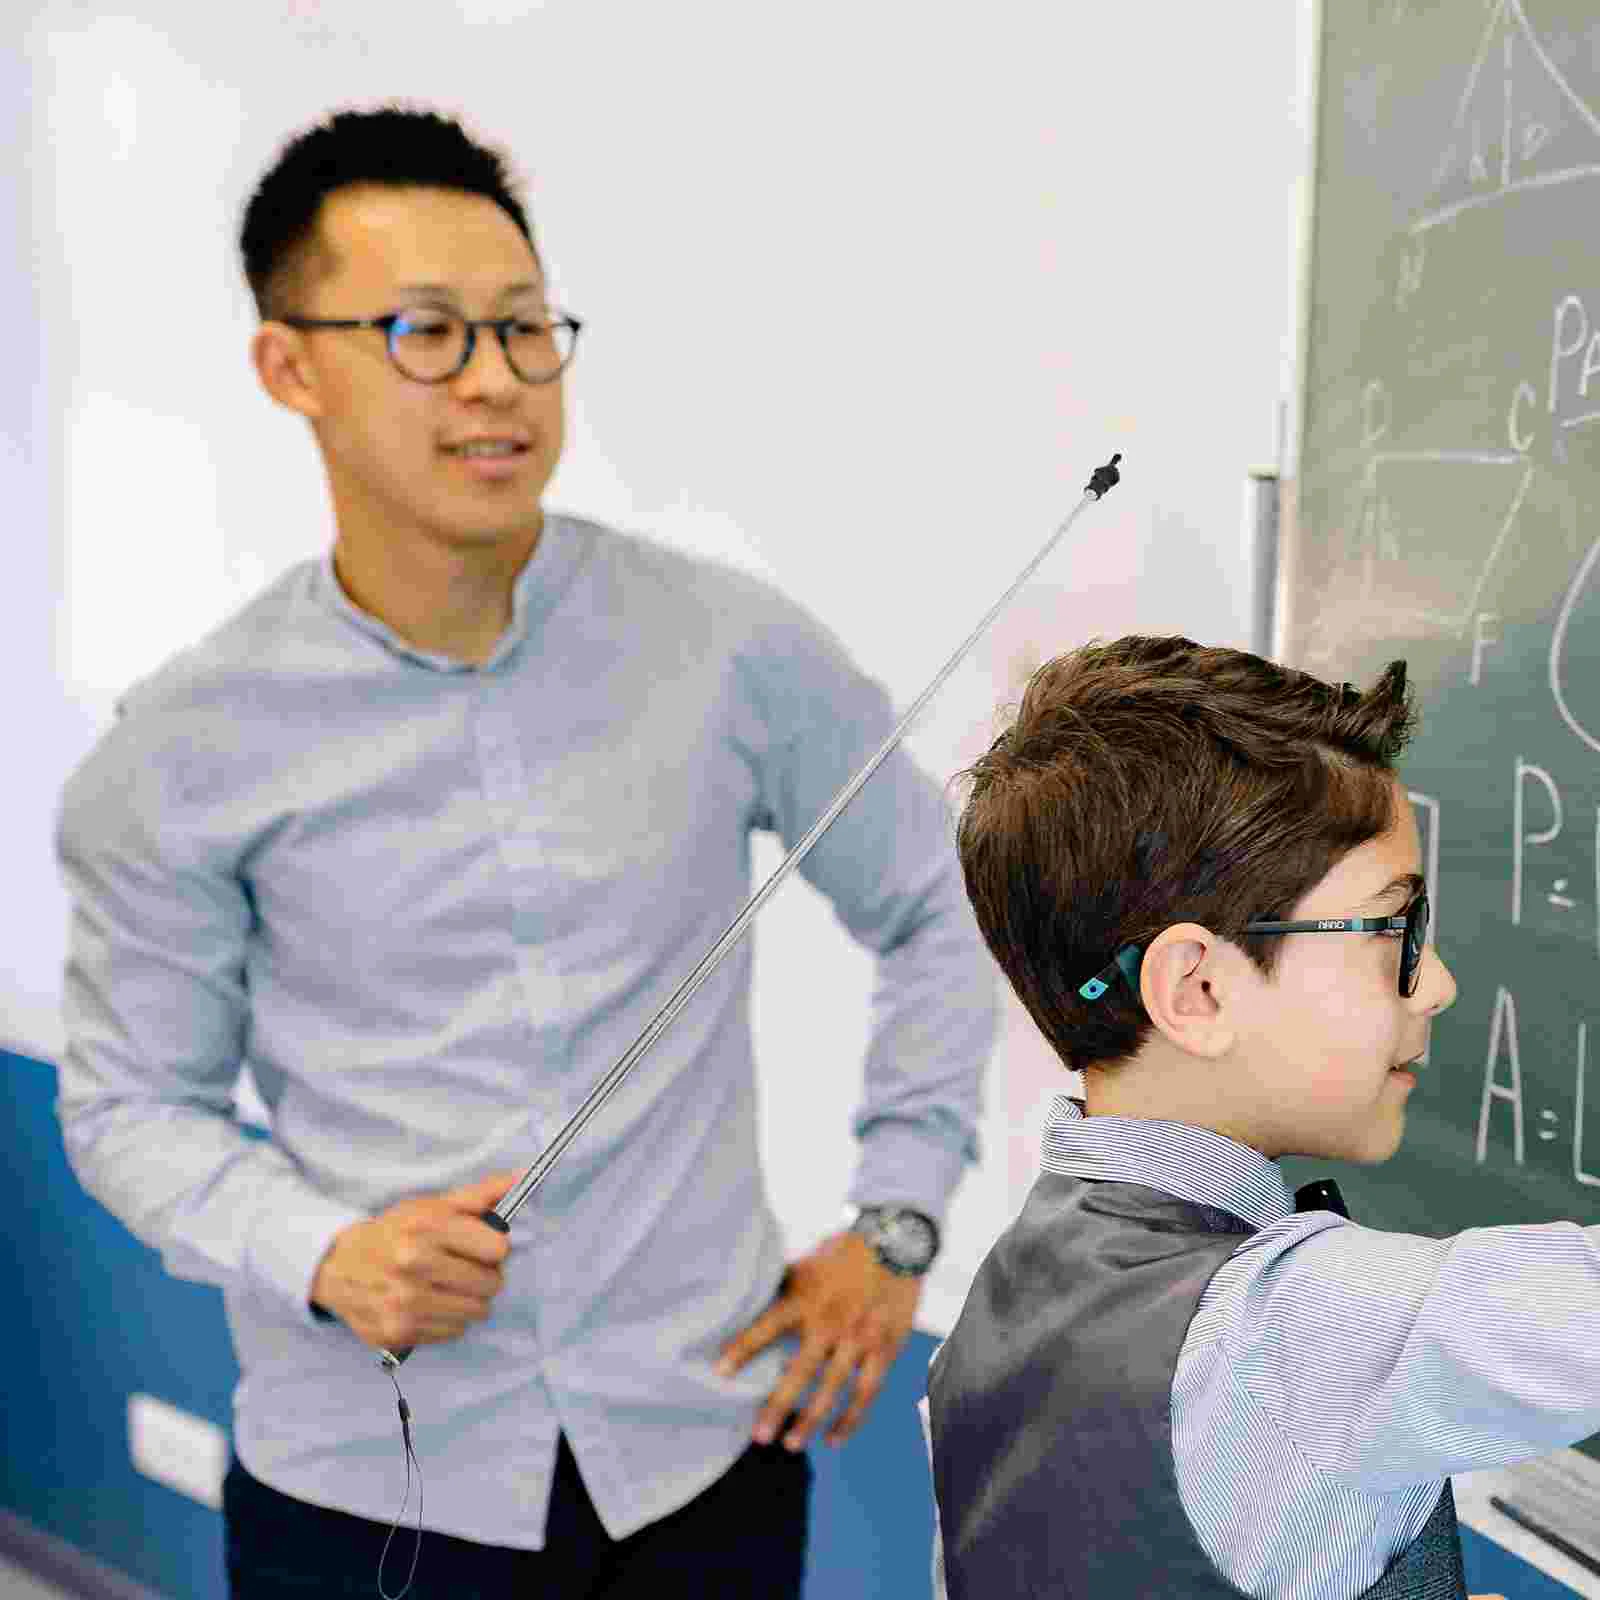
[
  {"left": 278, "top": 306, "right": 583, "bottom": 385},
  {"left": 1078, "top": 886, "right": 1431, "bottom": 1004}
]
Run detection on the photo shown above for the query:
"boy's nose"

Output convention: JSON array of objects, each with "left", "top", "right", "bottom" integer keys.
[{"left": 1416, "top": 945, "right": 1456, "bottom": 1017}]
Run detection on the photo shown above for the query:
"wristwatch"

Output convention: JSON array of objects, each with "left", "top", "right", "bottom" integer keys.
[{"left": 842, "top": 1204, "right": 941, "bottom": 1277}]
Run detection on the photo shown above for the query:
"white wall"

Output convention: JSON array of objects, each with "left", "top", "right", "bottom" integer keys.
[{"left": 6, "top": 0, "right": 1318, "bottom": 1334}]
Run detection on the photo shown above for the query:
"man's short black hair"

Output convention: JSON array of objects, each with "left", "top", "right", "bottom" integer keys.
[{"left": 239, "top": 102, "right": 537, "bottom": 323}]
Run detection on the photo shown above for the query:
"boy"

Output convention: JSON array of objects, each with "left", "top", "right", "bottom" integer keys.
[{"left": 922, "top": 635, "right": 1560, "bottom": 1599}]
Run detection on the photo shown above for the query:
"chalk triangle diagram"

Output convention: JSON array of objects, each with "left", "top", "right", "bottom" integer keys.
[
  {"left": 1420, "top": 0, "right": 1600, "bottom": 232},
  {"left": 1318, "top": 455, "right": 1535, "bottom": 656}
]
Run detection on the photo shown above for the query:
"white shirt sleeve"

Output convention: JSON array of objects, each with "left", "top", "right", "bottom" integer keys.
[{"left": 1188, "top": 1210, "right": 1600, "bottom": 1486}]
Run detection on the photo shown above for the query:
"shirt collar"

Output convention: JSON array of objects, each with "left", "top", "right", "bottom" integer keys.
[
  {"left": 313, "top": 513, "right": 590, "bottom": 671},
  {"left": 1038, "top": 1093, "right": 1295, "bottom": 1231}
]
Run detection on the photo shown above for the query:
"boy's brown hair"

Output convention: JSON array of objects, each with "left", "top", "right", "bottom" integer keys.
[{"left": 953, "top": 636, "right": 1417, "bottom": 1071}]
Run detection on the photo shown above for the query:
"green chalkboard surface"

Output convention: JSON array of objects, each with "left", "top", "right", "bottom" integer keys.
[{"left": 1280, "top": 0, "right": 1600, "bottom": 1455}]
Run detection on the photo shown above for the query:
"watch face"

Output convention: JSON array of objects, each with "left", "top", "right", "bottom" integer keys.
[{"left": 879, "top": 1210, "right": 937, "bottom": 1266}]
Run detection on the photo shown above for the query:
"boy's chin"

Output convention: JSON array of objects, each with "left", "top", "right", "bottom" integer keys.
[
  {"left": 1346, "top": 1141, "right": 1403, "bottom": 1166},
  {"left": 1344, "top": 1120, "right": 1408, "bottom": 1166}
]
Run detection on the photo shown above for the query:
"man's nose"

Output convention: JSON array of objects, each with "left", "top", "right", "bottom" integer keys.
[{"left": 457, "top": 324, "right": 522, "bottom": 388}]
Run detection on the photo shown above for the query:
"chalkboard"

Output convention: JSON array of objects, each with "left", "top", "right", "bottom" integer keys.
[{"left": 1280, "top": 0, "right": 1600, "bottom": 1383}]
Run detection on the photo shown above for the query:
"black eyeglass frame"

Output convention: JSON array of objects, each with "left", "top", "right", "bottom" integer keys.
[
  {"left": 277, "top": 309, "right": 583, "bottom": 385},
  {"left": 1078, "top": 887, "right": 1431, "bottom": 1005}
]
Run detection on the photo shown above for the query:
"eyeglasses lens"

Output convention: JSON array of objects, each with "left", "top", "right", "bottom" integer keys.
[
  {"left": 1402, "top": 891, "right": 1430, "bottom": 997},
  {"left": 390, "top": 309, "right": 576, "bottom": 383}
]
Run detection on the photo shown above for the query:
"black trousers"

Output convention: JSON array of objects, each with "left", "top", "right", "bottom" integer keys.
[{"left": 222, "top": 1427, "right": 811, "bottom": 1599}]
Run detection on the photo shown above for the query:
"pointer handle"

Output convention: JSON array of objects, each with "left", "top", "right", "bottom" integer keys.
[{"left": 378, "top": 1208, "right": 512, "bottom": 1369}]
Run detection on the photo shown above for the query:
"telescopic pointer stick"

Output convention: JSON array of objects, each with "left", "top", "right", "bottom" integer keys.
[{"left": 378, "top": 452, "right": 1122, "bottom": 1369}]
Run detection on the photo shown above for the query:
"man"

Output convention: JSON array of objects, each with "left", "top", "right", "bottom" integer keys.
[{"left": 54, "top": 104, "right": 996, "bottom": 1599}]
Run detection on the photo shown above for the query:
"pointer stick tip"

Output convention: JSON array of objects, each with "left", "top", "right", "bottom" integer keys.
[{"left": 1085, "top": 452, "right": 1123, "bottom": 498}]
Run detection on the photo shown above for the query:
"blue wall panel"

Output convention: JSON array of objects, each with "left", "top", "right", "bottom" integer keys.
[{"left": 3, "top": 1050, "right": 236, "bottom": 1597}]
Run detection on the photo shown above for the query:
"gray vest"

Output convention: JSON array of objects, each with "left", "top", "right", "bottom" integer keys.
[{"left": 926, "top": 1172, "right": 1467, "bottom": 1599}]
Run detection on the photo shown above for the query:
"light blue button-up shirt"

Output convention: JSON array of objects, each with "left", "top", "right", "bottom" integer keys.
[
  {"left": 54, "top": 513, "right": 997, "bottom": 1548},
  {"left": 923, "top": 1093, "right": 1600, "bottom": 1598}
]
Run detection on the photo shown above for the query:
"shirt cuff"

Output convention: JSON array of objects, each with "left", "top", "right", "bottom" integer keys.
[
  {"left": 848, "top": 1116, "right": 969, "bottom": 1228},
  {"left": 243, "top": 1189, "right": 371, "bottom": 1329}
]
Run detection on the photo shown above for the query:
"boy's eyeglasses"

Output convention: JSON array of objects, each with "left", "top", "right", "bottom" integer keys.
[{"left": 1078, "top": 887, "right": 1431, "bottom": 1005}]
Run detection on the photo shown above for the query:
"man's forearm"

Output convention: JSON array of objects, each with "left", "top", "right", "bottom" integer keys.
[
  {"left": 849, "top": 875, "right": 999, "bottom": 1221},
  {"left": 58, "top": 1075, "right": 366, "bottom": 1318}
]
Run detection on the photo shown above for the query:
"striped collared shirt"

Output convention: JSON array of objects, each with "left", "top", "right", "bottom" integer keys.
[{"left": 923, "top": 1092, "right": 1600, "bottom": 1598}]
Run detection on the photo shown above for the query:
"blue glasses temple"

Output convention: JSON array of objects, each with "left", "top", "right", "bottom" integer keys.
[{"left": 1079, "top": 943, "right": 1146, "bottom": 1002}]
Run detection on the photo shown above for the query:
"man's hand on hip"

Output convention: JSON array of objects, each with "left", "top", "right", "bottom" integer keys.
[{"left": 716, "top": 1229, "right": 923, "bottom": 1451}]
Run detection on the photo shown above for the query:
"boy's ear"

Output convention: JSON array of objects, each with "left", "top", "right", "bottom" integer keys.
[{"left": 1138, "top": 924, "right": 1236, "bottom": 1060}]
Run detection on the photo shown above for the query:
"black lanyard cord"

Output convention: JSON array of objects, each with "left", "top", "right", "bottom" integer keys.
[{"left": 377, "top": 1367, "right": 424, "bottom": 1600}]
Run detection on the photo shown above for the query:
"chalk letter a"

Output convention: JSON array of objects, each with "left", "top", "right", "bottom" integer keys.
[{"left": 1477, "top": 985, "right": 1525, "bottom": 1165}]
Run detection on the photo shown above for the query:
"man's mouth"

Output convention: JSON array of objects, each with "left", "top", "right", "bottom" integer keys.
[{"left": 442, "top": 440, "right": 531, "bottom": 480}]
